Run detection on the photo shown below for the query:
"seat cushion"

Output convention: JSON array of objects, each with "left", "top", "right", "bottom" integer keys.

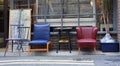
[
  {"left": 77, "top": 39, "right": 96, "bottom": 48},
  {"left": 29, "top": 40, "right": 48, "bottom": 45},
  {"left": 77, "top": 39, "right": 96, "bottom": 43}
]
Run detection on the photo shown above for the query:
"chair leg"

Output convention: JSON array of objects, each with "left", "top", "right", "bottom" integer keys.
[
  {"left": 94, "top": 48, "right": 96, "bottom": 54},
  {"left": 47, "top": 44, "right": 49, "bottom": 53},
  {"left": 11, "top": 40, "right": 13, "bottom": 52},
  {"left": 28, "top": 45, "right": 31, "bottom": 55},
  {"left": 20, "top": 42, "right": 24, "bottom": 52},
  {"left": 47, "top": 41, "right": 52, "bottom": 53},
  {"left": 4, "top": 42, "right": 9, "bottom": 56},
  {"left": 18, "top": 48, "right": 21, "bottom": 56},
  {"left": 56, "top": 43, "right": 59, "bottom": 53},
  {"left": 78, "top": 47, "right": 80, "bottom": 55}
]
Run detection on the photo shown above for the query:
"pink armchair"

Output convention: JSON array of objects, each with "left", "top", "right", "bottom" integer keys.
[{"left": 76, "top": 26, "right": 98, "bottom": 54}]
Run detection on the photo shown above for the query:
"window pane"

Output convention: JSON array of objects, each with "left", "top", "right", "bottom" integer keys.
[
  {"left": 38, "top": 0, "right": 62, "bottom": 19},
  {"left": 63, "top": 0, "right": 78, "bottom": 14},
  {"left": 38, "top": 0, "right": 45, "bottom": 16},
  {"left": 47, "top": 0, "right": 62, "bottom": 14},
  {"left": 80, "top": 0, "right": 93, "bottom": 18},
  {"left": 14, "top": 0, "right": 35, "bottom": 9},
  {"left": 96, "top": 0, "right": 113, "bottom": 31}
]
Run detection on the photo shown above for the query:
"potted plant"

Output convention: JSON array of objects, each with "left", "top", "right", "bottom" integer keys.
[
  {"left": 99, "top": 0, "right": 115, "bottom": 43},
  {"left": 98, "top": 0, "right": 119, "bottom": 52}
]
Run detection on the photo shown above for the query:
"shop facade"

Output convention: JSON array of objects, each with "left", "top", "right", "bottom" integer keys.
[{"left": 0, "top": 0, "right": 120, "bottom": 50}]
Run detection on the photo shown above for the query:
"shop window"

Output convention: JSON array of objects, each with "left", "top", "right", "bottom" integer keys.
[
  {"left": 96, "top": 0, "right": 115, "bottom": 32},
  {"left": 37, "top": 0, "right": 96, "bottom": 27},
  {"left": 11, "top": 0, "right": 116, "bottom": 32}
]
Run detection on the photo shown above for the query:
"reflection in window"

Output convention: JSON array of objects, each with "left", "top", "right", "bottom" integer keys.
[
  {"left": 96, "top": 0, "right": 113, "bottom": 31},
  {"left": 80, "top": 0, "right": 93, "bottom": 18},
  {"left": 11, "top": 0, "right": 115, "bottom": 31},
  {"left": 38, "top": 0, "right": 93, "bottom": 19}
]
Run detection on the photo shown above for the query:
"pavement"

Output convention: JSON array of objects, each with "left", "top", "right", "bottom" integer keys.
[
  {"left": 0, "top": 45, "right": 120, "bottom": 66},
  {"left": 0, "top": 55, "right": 120, "bottom": 66},
  {"left": 0, "top": 49, "right": 120, "bottom": 66}
]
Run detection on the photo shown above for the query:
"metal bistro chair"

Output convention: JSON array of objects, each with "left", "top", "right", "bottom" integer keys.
[{"left": 4, "top": 24, "right": 30, "bottom": 56}]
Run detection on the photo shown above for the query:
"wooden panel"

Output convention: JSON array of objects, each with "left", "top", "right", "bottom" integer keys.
[{"left": 9, "top": 9, "right": 32, "bottom": 40}]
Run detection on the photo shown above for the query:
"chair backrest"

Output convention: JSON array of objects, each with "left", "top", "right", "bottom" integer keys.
[
  {"left": 76, "top": 26, "right": 98, "bottom": 39},
  {"left": 18, "top": 26, "right": 30, "bottom": 40},
  {"left": 9, "top": 24, "right": 30, "bottom": 40},
  {"left": 9, "top": 24, "right": 23, "bottom": 39},
  {"left": 33, "top": 24, "right": 50, "bottom": 41}
]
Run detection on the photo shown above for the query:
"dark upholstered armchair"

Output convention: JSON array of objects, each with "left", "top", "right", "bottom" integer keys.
[
  {"left": 76, "top": 26, "right": 98, "bottom": 54},
  {"left": 28, "top": 24, "right": 52, "bottom": 54}
]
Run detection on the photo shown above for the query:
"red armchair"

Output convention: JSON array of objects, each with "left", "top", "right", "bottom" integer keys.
[{"left": 76, "top": 26, "right": 98, "bottom": 54}]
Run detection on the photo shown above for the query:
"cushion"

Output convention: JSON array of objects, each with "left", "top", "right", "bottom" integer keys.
[{"left": 29, "top": 40, "right": 48, "bottom": 45}]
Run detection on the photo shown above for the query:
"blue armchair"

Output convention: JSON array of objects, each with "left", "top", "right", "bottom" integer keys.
[{"left": 28, "top": 24, "right": 52, "bottom": 54}]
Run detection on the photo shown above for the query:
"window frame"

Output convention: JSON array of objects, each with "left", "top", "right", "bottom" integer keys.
[{"left": 36, "top": 0, "right": 97, "bottom": 27}]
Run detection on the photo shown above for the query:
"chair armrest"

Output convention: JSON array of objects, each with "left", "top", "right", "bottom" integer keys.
[
  {"left": 47, "top": 41, "right": 52, "bottom": 45},
  {"left": 76, "top": 27, "right": 82, "bottom": 39},
  {"left": 92, "top": 27, "right": 98, "bottom": 39}
]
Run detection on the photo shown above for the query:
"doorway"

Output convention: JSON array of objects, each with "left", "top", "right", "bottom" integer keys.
[{"left": 0, "top": 0, "right": 4, "bottom": 47}]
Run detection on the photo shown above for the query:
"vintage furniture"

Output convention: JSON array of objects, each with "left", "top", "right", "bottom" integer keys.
[
  {"left": 76, "top": 26, "right": 98, "bottom": 54},
  {"left": 4, "top": 24, "right": 30, "bottom": 56},
  {"left": 54, "top": 27, "right": 72, "bottom": 53},
  {"left": 28, "top": 24, "right": 52, "bottom": 54}
]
